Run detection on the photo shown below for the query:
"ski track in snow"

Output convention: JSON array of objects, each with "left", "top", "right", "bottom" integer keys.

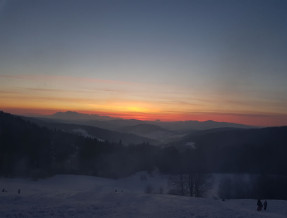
[{"left": 0, "top": 174, "right": 286, "bottom": 218}]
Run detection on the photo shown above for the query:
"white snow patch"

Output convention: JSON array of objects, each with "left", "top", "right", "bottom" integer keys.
[{"left": 0, "top": 174, "right": 286, "bottom": 218}]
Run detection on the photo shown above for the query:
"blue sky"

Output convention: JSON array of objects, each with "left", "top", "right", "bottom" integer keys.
[{"left": 1, "top": 0, "right": 287, "bottom": 125}]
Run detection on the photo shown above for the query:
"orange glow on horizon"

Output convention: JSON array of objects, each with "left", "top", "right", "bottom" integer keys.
[
  {"left": 2, "top": 107, "right": 287, "bottom": 127},
  {"left": 2, "top": 73, "right": 287, "bottom": 127}
]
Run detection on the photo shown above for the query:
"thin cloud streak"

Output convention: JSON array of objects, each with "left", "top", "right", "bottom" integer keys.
[{"left": 0, "top": 74, "right": 137, "bottom": 86}]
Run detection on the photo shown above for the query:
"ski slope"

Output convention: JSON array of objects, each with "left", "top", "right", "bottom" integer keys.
[{"left": 0, "top": 174, "right": 286, "bottom": 218}]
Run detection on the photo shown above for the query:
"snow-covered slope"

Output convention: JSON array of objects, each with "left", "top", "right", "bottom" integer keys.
[{"left": 0, "top": 174, "right": 286, "bottom": 218}]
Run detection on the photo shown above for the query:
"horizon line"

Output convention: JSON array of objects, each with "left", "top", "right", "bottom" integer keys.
[{"left": 2, "top": 108, "right": 287, "bottom": 127}]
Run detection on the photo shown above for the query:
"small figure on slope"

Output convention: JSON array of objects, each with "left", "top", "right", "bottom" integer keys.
[
  {"left": 257, "top": 199, "right": 263, "bottom": 211},
  {"left": 263, "top": 200, "right": 267, "bottom": 211}
]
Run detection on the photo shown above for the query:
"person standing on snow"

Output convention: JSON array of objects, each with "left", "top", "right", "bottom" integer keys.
[
  {"left": 257, "top": 199, "right": 263, "bottom": 211},
  {"left": 263, "top": 200, "right": 267, "bottom": 211}
]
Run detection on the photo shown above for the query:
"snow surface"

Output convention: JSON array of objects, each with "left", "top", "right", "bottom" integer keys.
[{"left": 0, "top": 173, "right": 286, "bottom": 218}]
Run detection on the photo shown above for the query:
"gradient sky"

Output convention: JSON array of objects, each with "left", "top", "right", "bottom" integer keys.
[{"left": 1, "top": 0, "right": 287, "bottom": 126}]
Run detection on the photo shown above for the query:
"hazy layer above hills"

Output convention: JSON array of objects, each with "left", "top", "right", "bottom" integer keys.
[
  {"left": 28, "top": 111, "right": 253, "bottom": 144},
  {"left": 25, "top": 117, "right": 156, "bottom": 145},
  {"left": 44, "top": 111, "right": 253, "bottom": 131}
]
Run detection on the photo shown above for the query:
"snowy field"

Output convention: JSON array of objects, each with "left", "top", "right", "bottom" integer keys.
[{"left": 0, "top": 173, "right": 287, "bottom": 218}]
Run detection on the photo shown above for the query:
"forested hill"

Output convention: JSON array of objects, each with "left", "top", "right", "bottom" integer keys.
[
  {"left": 172, "top": 126, "right": 287, "bottom": 174},
  {"left": 0, "top": 111, "right": 158, "bottom": 178},
  {"left": 1, "top": 111, "right": 287, "bottom": 180}
]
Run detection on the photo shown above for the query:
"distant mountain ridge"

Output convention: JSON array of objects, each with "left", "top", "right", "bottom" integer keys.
[
  {"left": 25, "top": 117, "right": 155, "bottom": 145},
  {"left": 51, "top": 111, "right": 114, "bottom": 121},
  {"left": 44, "top": 111, "right": 253, "bottom": 131},
  {"left": 151, "top": 120, "right": 253, "bottom": 131}
]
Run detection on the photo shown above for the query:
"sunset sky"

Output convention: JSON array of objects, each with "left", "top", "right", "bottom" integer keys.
[{"left": 1, "top": 0, "right": 287, "bottom": 126}]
